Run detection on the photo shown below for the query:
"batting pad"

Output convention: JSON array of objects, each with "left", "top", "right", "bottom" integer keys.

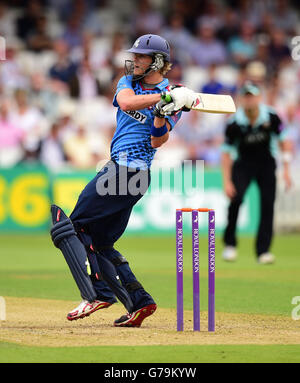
[
  {"left": 50, "top": 204, "right": 97, "bottom": 302},
  {"left": 95, "top": 252, "right": 134, "bottom": 313}
]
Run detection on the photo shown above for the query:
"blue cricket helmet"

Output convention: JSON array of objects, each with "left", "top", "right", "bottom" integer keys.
[{"left": 127, "top": 34, "right": 171, "bottom": 62}]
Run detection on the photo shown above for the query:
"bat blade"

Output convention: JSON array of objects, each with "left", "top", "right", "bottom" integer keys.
[{"left": 191, "top": 93, "right": 236, "bottom": 114}]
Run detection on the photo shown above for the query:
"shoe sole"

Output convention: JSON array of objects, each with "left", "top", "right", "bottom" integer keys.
[
  {"left": 114, "top": 304, "right": 157, "bottom": 328},
  {"left": 67, "top": 302, "right": 112, "bottom": 321}
]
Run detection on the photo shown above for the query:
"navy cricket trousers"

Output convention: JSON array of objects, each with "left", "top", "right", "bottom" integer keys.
[
  {"left": 70, "top": 160, "right": 150, "bottom": 248},
  {"left": 223, "top": 157, "right": 277, "bottom": 257},
  {"left": 69, "top": 160, "right": 155, "bottom": 309}
]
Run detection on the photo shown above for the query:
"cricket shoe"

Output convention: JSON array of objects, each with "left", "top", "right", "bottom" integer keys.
[
  {"left": 114, "top": 303, "right": 157, "bottom": 328},
  {"left": 67, "top": 299, "right": 112, "bottom": 321},
  {"left": 257, "top": 253, "right": 275, "bottom": 264},
  {"left": 222, "top": 246, "right": 237, "bottom": 262}
]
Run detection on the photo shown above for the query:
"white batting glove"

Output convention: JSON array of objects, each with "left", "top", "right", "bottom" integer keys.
[
  {"left": 153, "top": 99, "right": 168, "bottom": 118},
  {"left": 161, "top": 87, "right": 196, "bottom": 114}
]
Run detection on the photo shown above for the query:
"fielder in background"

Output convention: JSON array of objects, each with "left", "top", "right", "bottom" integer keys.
[
  {"left": 221, "top": 82, "right": 292, "bottom": 264},
  {"left": 51, "top": 34, "right": 196, "bottom": 327}
]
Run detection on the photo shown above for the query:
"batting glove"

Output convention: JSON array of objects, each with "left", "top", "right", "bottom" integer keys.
[
  {"left": 153, "top": 99, "right": 170, "bottom": 118},
  {"left": 161, "top": 87, "right": 196, "bottom": 115}
]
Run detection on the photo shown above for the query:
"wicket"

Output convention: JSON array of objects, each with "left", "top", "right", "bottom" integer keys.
[{"left": 176, "top": 208, "right": 215, "bottom": 332}]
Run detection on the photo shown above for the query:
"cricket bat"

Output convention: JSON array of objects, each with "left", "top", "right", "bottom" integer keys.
[
  {"left": 190, "top": 93, "right": 236, "bottom": 114},
  {"left": 163, "top": 92, "right": 236, "bottom": 114}
]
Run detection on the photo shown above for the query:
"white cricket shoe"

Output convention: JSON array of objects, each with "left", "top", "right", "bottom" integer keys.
[
  {"left": 67, "top": 299, "right": 112, "bottom": 321},
  {"left": 222, "top": 246, "right": 237, "bottom": 262},
  {"left": 257, "top": 253, "right": 275, "bottom": 264}
]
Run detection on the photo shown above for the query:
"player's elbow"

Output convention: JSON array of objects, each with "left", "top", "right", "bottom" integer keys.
[
  {"left": 117, "top": 95, "right": 133, "bottom": 111},
  {"left": 116, "top": 89, "right": 136, "bottom": 111},
  {"left": 118, "top": 100, "right": 131, "bottom": 111}
]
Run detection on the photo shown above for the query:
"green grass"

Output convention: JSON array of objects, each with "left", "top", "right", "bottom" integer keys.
[
  {"left": 1, "top": 233, "right": 299, "bottom": 316},
  {"left": 0, "top": 233, "right": 300, "bottom": 363},
  {"left": 1, "top": 343, "right": 300, "bottom": 363}
]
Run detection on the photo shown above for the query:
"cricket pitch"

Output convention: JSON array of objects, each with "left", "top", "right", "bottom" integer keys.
[{"left": 0, "top": 297, "right": 299, "bottom": 347}]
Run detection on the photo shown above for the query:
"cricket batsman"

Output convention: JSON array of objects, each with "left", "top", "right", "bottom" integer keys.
[
  {"left": 50, "top": 34, "right": 195, "bottom": 327},
  {"left": 221, "top": 82, "right": 292, "bottom": 264}
]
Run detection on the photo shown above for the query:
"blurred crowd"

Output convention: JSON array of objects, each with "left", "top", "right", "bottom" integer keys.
[{"left": 1, "top": 0, "right": 300, "bottom": 171}]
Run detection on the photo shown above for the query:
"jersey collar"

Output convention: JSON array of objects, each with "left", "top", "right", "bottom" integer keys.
[
  {"left": 139, "top": 78, "right": 169, "bottom": 91},
  {"left": 237, "top": 104, "right": 270, "bottom": 129}
]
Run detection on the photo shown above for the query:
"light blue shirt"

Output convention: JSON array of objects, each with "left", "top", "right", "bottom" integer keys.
[{"left": 111, "top": 75, "right": 182, "bottom": 169}]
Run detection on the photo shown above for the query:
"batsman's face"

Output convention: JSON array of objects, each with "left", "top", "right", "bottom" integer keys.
[{"left": 133, "top": 54, "right": 152, "bottom": 75}]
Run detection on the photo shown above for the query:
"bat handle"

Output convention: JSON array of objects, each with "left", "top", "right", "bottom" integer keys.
[{"left": 161, "top": 93, "right": 172, "bottom": 103}]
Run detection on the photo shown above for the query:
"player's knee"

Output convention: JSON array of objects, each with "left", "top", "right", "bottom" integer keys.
[{"left": 50, "top": 217, "right": 75, "bottom": 247}]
